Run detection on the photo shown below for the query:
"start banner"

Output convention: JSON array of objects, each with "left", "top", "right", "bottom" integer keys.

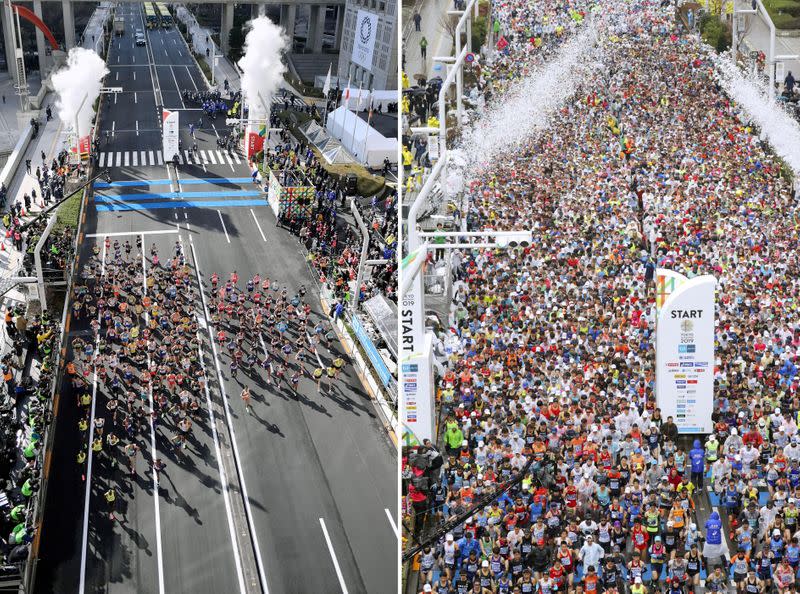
[{"left": 655, "top": 271, "right": 716, "bottom": 434}]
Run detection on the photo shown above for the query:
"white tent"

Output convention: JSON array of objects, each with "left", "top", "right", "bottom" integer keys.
[
  {"left": 325, "top": 106, "right": 397, "bottom": 169},
  {"left": 339, "top": 89, "right": 397, "bottom": 111},
  {"left": 370, "top": 90, "right": 398, "bottom": 111}
]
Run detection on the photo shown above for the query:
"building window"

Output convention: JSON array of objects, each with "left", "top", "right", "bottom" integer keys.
[{"left": 379, "top": 1, "right": 386, "bottom": 10}]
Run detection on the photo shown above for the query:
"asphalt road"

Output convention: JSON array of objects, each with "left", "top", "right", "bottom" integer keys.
[{"left": 34, "top": 5, "right": 396, "bottom": 594}]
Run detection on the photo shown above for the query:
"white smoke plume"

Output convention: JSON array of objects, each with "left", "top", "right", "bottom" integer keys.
[
  {"left": 52, "top": 48, "right": 108, "bottom": 138},
  {"left": 712, "top": 51, "right": 800, "bottom": 175},
  {"left": 461, "top": 25, "right": 599, "bottom": 166},
  {"left": 237, "top": 16, "right": 288, "bottom": 120}
]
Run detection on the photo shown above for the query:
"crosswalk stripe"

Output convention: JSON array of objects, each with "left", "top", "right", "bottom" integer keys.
[
  {"left": 141, "top": 151, "right": 147, "bottom": 166},
  {"left": 99, "top": 153, "right": 106, "bottom": 167},
  {"left": 208, "top": 150, "right": 217, "bottom": 165},
  {"left": 132, "top": 152, "right": 138, "bottom": 167},
  {"left": 184, "top": 150, "right": 191, "bottom": 164},
  {"left": 124, "top": 152, "right": 130, "bottom": 167},
  {"left": 149, "top": 150, "right": 155, "bottom": 166},
  {"left": 232, "top": 153, "right": 241, "bottom": 164},
  {"left": 157, "top": 151, "right": 163, "bottom": 165},
  {"left": 116, "top": 152, "right": 122, "bottom": 167},
  {"left": 224, "top": 153, "right": 233, "bottom": 167}
]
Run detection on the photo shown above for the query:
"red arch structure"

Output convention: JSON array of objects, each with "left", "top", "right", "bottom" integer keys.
[{"left": 11, "top": 4, "right": 59, "bottom": 50}]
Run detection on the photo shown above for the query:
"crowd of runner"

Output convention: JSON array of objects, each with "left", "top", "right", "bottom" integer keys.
[
  {"left": 67, "top": 237, "right": 206, "bottom": 518},
  {"left": 206, "top": 268, "right": 344, "bottom": 401},
  {"left": 404, "top": 0, "right": 800, "bottom": 592}
]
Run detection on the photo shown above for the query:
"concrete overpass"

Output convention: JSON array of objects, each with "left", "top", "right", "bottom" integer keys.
[{"left": 2, "top": 1, "right": 343, "bottom": 94}]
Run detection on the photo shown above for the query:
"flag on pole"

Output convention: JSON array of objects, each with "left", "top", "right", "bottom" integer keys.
[
  {"left": 322, "top": 64, "right": 331, "bottom": 98},
  {"left": 343, "top": 76, "right": 351, "bottom": 110},
  {"left": 356, "top": 82, "right": 364, "bottom": 112}
]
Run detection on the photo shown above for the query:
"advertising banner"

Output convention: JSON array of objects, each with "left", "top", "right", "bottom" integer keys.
[
  {"left": 162, "top": 109, "right": 179, "bottom": 161},
  {"left": 352, "top": 10, "right": 379, "bottom": 71},
  {"left": 267, "top": 171, "right": 281, "bottom": 217},
  {"left": 350, "top": 314, "right": 394, "bottom": 388},
  {"left": 401, "top": 333, "right": 434, "bottom": 445},
  {"left": 70, "top": 135, "right": 92, "bottom": 159},
  {"left": 656, "top": 271, "right": 716, "bottom": 434}
]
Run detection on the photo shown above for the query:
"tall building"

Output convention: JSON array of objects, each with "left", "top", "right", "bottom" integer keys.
[{"left": 337, "top": 0, "right": 397, "bottom": 91}]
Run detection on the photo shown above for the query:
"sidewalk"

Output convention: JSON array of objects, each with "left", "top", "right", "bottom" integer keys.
[
  {"left": 0, "top": 3, "right": 106, "bottom": 290},
  {"left": 82, "top": 2, "right": 113, "bottom": 55},
  {"left": 402, "top": 0, "right": 454, "bottom": 82},
  {"left": 175, "top": 6, "right": 242, "bottom": 92}
]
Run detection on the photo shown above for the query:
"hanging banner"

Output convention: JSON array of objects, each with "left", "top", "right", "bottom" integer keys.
[
  {"left": 70, "top": 135, "right": 92, "bottom": 159},
  {"left": 352, "top": 10, "right": 379, "bottom": 71},
  {"left": 656, "top": 271, "right": 716, "bottom": 434},
  {"left": 162, "top": 109, "right": 179, "bottom": 161},
  {"left": 401, "top": 333, "right": 434, "bottom": 445},
  {"left": 247, "top": 124, "right": 267, "bottom": 161},
  {"left": 400, "top": 248, "right": 434, "bottom": 443}
]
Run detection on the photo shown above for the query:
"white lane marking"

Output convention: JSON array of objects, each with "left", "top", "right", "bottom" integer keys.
[
  {"left": 200, "top": 150, "right": 208, "bottom": 164},
  {"left": 141, "top": 151, "right": 147, "bottom": 165},
  {"left": 133, "top": 71, "right": 136, "bottom": 80},
  {"left": 115, "top": 152, "right": 122, "bottom": 167},
  {"left": 225, "top": 152, "right": 234, "bottom": 172},
  {"left": 141, "top": 234, "right": 166, "bottom": 594},
  {"left": 250, "top": 209, "right": 267, "bottom": 242},
  {"left": 217, "top": 210, "right": 230, "bottom": 243},
  {"left": 135, "top": 121, "right": 139, "bottom": 136},
  {"left": 203, "top": 163, "right": 207, "bottom": 173},
  {"left": 132, "top": 151, "right": 138, "bottom": 167},
  {"left": 191, "top": 244, "right": 270, "bottom": 593},
  {"left": 135, "top": 91, "right": 138, "bottom": 104},
  {"left": 306, "top": 331, "right": 324, "bottom": 368},
  {"left": 232, "top": 153, "right": 241, "bottom": 165},
  {"left": 148, "top": 150, "right": 155, "bottom": 165},
  {"left": 133, "top": 55, "right": 135, "bottom": 63},
  {"left": 385, "top": 509, "right": 399, "bottom": 537},
  {"left": 184, "top": 66, "right": 199, "bottom": 92},
  {"left": 174, "top": 212, "right": 178, "bottom": 220},
  {"left": 175, "top": 162, "right": 182, "bottom": 193},
  {"left": 185, "top": 234, "right": 247, "bottom": 593},
  {"left": 319, "top": 519, "right": 349, "bottom": 594},
  {"left": 87, "top": 229, "right": 179, "bottom": 238},
  {"left": 78, "top": 241, "right": 106, "bottom": 594},
  {"left": 116, "top": 71, "right": 119, "bottom": 80},
  {"left": 207, "top": 150, "right": 217, "bottom": 165},
  {"left": 111, "top": 121, "right": 116, "bottom": 136},
  {"left": 115, "top": 93, "right": 118, "bottom": 105},
  {"left": 124, "top": 152, "right": 130, "bottom": 167},
  {"left": 117, "top": 55, "right": 120, "bottom": 63},
  {"left": 157, "top": 151, "right": 164, "bottom": 165},
  {"left": 99, "top": 152, "right": 106, "bottom": 167},
  {"left": 211, "top": 123, "right": 219, "bottom": 138},
  {"left": 170, "top": 65, "right": 186, "bottom": 108},
  {"left": 184, "top": 150, "right": 191, "bottom": 164}
]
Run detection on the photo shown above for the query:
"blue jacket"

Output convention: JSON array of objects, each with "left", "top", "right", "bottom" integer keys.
[
  {"left": 706, "top": 511, "right": 722, "bottom": 545},
  {"left": 689, "top": 440, "right": 705, "bottom": 473}
]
